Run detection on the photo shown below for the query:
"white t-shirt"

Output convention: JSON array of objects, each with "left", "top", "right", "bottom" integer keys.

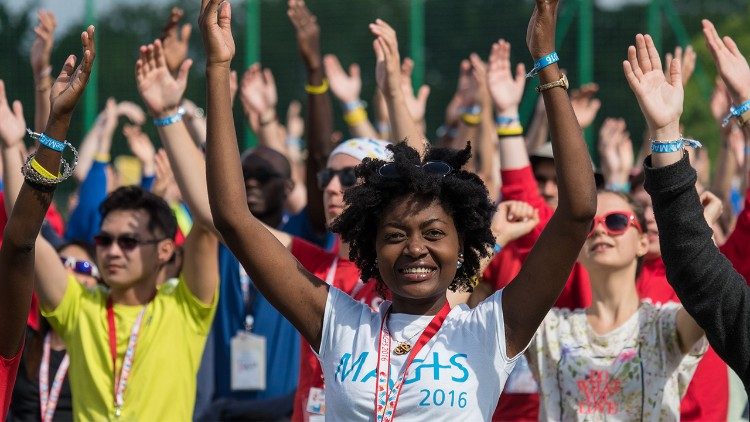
[
  {"left": 317, "top": 287, "right": 520, "bottom": 421},
  {"left": 527, "top": 301, "right": 707, "bottom": 422}
]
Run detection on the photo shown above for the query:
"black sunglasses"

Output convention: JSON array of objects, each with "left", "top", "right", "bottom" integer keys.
[
  {"left": 317, "top": 167, "right": 357, "bottom": 190},
  {"left": 93, "top": 234, "right": 165, "bottom": 252},
  {"left": 377, "top": 161, "right": 453, "bottom": 178},
  {"left": 244, "top": 168, "right": 285, "bottom": 184}
]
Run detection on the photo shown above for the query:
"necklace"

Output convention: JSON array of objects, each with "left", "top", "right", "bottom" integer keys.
[{"left": 390, "top": 322, "right": 424, "bottom": 356}]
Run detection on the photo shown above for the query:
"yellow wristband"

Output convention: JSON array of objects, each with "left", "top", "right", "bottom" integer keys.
[
  {"left": 461, "top": 113, "right": 481, "bottom": 126},
  {"left": 94, "top": 152, "right": 111, "bottom": 163},
  {"left": 30, "top": 158, "right": 60, "bottom": 180},
  {"left": 305, "top": 79, "right": 329, "bottom": 95},
  {"left": 496, "top": 125, "right": 524, "bottom": 137},
  {"left": 343, "top": 107, "right": 368, "bottom": 126}
]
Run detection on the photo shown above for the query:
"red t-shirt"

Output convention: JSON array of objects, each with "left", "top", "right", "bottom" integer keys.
[
  {"left": 0, "top": 348, "right": 22, "bottom": 420},
  {"left": 290, "top": 237, "right": 383, "bottom": 422}
]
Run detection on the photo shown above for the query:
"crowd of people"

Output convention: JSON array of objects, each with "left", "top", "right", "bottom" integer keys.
[{"left": 2, "top": 0, "right": 750, "bottom": 420}]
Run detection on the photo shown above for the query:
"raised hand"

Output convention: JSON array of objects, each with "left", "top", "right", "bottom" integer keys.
[
  {"left": 598, "top": 118, "right": 633, "bottom": 185},
  {"left": 117, "top": 101, "right": 146, "bottom": 126},
  {"left": 371, "top": 19, "right": 403, "bottom": 99},
  {"left": 710, "top": 77, "right": 732, "bottom": 126},
  {"left": 123, "top": 124, "right": 156, "bottom": 168},
  {"left": 199, "top": 0, "right": 236, "bottom": 68},
  {"left": 49, "top": 25, "right": 96, "bottom": 119},
  {"left": 135, "top": 39, "right": 192, "bottom": 117},
  {"left": 240, "top": 64, "right": 278, "bottom": 116},
  {"left": 287, "top": 0, "right": 321, "bottom": 70},
  {"left": 30, "top": 10, "right": 57, "bottom": 79},
  {"left": 702, "top": 19, "right": 750, "bottom": 104},
  {"left": 700, "top": 190, "right": 724, "bottom": 227},
  {"left": 152, "top": 148, "right": 178, "bottom": 201},
  {"left": 324, "top": 54, "right": 362, "bottom": 104},
  {"left": 444, "top": 60, "right": 474, "bottom": 125},
  {"left": 570, "top": 83, "right": 601, "bottom": 129},
  {"left": 0, "top": 81, "right": 26, "bottom": 148},
  {"left": 400, "top": 58, "right": 431, "bottom": 122},
  {"left": 487, "top": 39, "right": 527, "bottom": 115},
  {"left": 623, "top": 34, "right": 683, "bottom": 140},
  {"left": 665, "top": 45, "right": 696, "bottom": 87},
  {"left": 492, "top": 201, "right": 540, "bottom": 246},
  {"left": 526, "top": 0, "right": 559, "bottom": 60},
  {"left": 286, "top": 100, "right": 304, "bottom": 140},
  {"left": 160, "top": 7, "right": 193, "bottom": 76},
  {"left": 99, "top": 98, "right": 119, "bottom": 138}
]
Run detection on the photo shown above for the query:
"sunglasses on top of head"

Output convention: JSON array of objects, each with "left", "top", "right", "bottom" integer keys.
[
  {"left": 317, "top": 167, "right": 357, "bottom": 190},
  {"left": 60, "top": 256, "right": 100, "bottom": 279},
  {"left": 377, "top": 161, "right": 453, "bottom": 178},
  {"left": 588, "top": 211, "right": 642, "bottom": 237},
  {"left": 93, "top": 234, "right": 165, "bottom": 252}
]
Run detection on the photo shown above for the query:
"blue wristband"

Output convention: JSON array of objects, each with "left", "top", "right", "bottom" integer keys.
[
  {"left": 343, "top": 100, "right": 366, "bottom": 113},
  {"left": 38, "top": 132, "right": 67, "bottom": 152},
  {"left": 723, "top": 100, "right": 750, "bottom": 127},
  {"left": 462, "top": 104, "right": 481, "bottom": 115},
  {"left": 651, "top": 138, "right": 703, "bottom": 153},
  {"left": 495, "top": 115, "right": 520, "bottom": 125},
  {"left": 153, "top": 107, "right": 186, "bottom": 127},
  {"left": 526, "top": 52, "right": 560, "bottom": 78},
  {"left": 493, "top": 243, "right": 503, "bottom": 254}
]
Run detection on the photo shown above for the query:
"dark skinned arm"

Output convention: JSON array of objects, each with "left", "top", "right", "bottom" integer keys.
[
  {"left": 502, "top": 0, "right": 597, "bottom": 359},
  {"left": 0, "top": 27, "right": 95, "bottom": 357},
  {"left": 288, "top": 0, "right": 331, "bottom": 234},
  {"left": 200, "top": 0, "right": 329, "bottom": 350}
]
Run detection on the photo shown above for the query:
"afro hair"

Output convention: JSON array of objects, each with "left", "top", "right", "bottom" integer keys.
[{"left": 330, "top": 142, "right": 496, "bottom": 296}]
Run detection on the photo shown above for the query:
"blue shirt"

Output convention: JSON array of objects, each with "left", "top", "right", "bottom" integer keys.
[{"left": 210, "top": 208, "right": 334, "bottom": 400}]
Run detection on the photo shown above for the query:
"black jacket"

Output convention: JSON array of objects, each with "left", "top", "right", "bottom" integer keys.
[{"left": 644, "top": 153, "right": 750, "bottom": 393}]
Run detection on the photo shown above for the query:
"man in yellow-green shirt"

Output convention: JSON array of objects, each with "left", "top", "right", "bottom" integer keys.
[{"left": 35, "top": 186, "right": 219, "bottom": 420}]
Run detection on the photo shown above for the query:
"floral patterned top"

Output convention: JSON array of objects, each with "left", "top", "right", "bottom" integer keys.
[{"left": 527, "top": 301, "right": 707, "bottom": 421}]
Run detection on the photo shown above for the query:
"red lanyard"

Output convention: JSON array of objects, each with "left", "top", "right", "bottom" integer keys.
[
  {"left": 106, "top": 297, "right": 148, "bottom": 418},
  {"left": 39, "top": 333, "right": 69, "bottom": 422},
  {"left": 374, "top": 300, "right": 451, "bottom": 422}
]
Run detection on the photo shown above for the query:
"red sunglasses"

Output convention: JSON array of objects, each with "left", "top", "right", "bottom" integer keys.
[{"left": 588, "top": 211, "right": 642, "bottom": 237}]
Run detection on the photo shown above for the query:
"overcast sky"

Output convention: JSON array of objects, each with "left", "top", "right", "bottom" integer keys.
[{"left": 5, "top": 0, "right": 650, "bottom": 32}]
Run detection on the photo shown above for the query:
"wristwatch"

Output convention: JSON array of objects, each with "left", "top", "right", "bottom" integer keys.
[{"left": 536, "top": 74, "right": 569, "bottom": 93}]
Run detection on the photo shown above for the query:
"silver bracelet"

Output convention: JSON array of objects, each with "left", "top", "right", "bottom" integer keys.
[{"left": 21, "top": 141, "right": 79, "bottom": 186}]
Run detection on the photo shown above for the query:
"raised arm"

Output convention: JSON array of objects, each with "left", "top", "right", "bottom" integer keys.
[
  {"left": 639, "top": 21, "right": 750, "bottom": 385},
  {"left": 0, "top": 27, "right": 95, "bottom": 356},
  {"left": 324, "top": 54, "right": 379, "bottom": 139},
  {"left": 288, "top": 0, "right": 331, "bottom": 233},
  {"left": 30, "top": 10, "right": 56, "bottom": 133},
  {"left": 501, "top": 0, "right": 597, "bottom": 358},
  {"left": 488, "top": 39, "right": 529, "bottom": 170},
  {"left": 370, "top": 20, "right": 427, "bottom": 157},
  {"left": 200, "top": 0, "right": 327, "bottom": 347},
  {"left": 239, "top": 64, "right": 286, "bottom": 153},
  {"left": 597, "top": 118, "right": 634, "bottom": 192}
]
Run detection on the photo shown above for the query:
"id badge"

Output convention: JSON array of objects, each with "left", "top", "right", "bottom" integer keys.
[
  {"left": 230, "top": 332, "right": 266, "bottom": 391},
  {"left": 305, "top": 387, "right": 326, "bottom": 416}
]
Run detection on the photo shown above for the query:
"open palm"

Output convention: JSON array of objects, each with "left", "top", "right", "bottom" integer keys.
[
  {"left": 199, "top": 0, "right": 235, "bottom": 67},
  {"left": 136, "top": 40, "right": 191, "bottom": 116},
  {"left": 0, "top": 81, "right": 26, "bottom": 147},
  {"left": 487, "top": 40, "right": 526, "bottom": 113},
  {"left": 623, "top": 34, "right": 683, "bottom": 134},
  {"left": 50, "top": 26, "right": 95, "bottom": 117}
]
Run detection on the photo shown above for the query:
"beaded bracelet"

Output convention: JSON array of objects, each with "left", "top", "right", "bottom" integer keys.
[
  {"left": 650, "top": 137, "right": 703, "bottom": 153},
  {"left": 153, "top": 107, "right": 186, "bottom": 127}
]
